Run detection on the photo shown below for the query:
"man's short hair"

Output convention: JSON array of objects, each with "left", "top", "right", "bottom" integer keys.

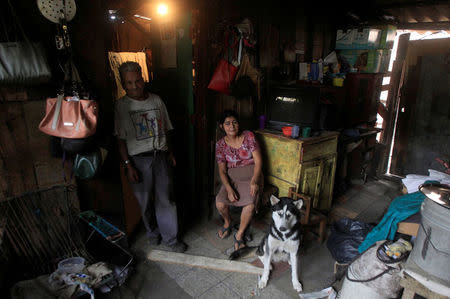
[{"left": 119, "top": 61, "right": 142, "bottom": 82}]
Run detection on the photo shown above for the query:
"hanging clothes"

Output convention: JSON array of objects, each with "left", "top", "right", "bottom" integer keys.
[{"left": 108, "top": 52, "right": 150, "bottom": 100}]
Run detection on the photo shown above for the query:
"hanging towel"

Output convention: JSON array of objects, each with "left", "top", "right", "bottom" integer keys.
[
  {"left": 108, "top": 52, "right": 149, "bottom": 100},
  {"left": 358, "top": 180, "right": 439, "bottom": 253}
]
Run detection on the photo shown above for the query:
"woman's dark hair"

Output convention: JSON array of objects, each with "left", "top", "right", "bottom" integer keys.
[{"left": 219, "top": 109, "right": 239, "bottom": 125}]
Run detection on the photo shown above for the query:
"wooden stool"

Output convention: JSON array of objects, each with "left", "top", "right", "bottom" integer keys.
[
  {"left": 288, "top": 187, "right": 327, "bottom": 243},
  {"left": 400, "top": 272, "right": 450, "bottom": 299}
]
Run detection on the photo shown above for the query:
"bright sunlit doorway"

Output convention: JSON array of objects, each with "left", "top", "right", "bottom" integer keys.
[{"left": 375, "top": 29, "right": 450, "bottom": 175}]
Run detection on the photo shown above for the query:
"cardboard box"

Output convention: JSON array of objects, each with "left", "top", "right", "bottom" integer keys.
[
  {"left": 336, "top": 29, "right": 356, "bottom": 50},
  {"left": 377, "top": 25, "right": 397, "bottom": 49},
  {"left": 379, "top": 49, "right": 392, "bottom": 73},
  {"left": 340, "top": 49, "right": 384, "bottom": 73},
  {"left": 353, "top": 28, "right": 381, "bottom": 49},
  {"left": 357, "top": 50, "right": 383, "bottom": 73},
  {"left": 339, "top": 49, "right": 359, "bottom": 67}
]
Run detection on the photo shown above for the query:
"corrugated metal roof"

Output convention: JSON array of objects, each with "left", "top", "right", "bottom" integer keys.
[
  {"left": 381, "top": 1, "right": 450, "bottom": 28},
  {"left": 338, "top": 0, "right": 450, "bottom": 29}
]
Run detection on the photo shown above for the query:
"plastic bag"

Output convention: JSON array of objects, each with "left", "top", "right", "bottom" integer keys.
[
  {"left": 327, "top": 218, "right": 373, "bottom": 264},
  {"left": 207, "top": 59, "right": 238, "bottom": 95}
]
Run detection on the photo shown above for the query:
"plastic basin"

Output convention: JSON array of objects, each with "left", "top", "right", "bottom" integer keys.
[{"left": 57, "top": 257, "right": 86, "bottom": 274}]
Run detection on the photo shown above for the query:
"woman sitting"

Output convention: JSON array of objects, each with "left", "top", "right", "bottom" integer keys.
[{"left": 215, "top": 110, "right": 263, "bottom": 250}]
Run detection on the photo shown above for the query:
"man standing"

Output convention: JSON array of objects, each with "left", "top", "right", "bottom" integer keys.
[{"left": 114, "top": 61, "right": 186, "bottom": 252}]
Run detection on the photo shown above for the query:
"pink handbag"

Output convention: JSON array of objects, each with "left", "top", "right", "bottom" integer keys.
[{"left": 38, "top": 94, "right": 98, "bottom": 138}]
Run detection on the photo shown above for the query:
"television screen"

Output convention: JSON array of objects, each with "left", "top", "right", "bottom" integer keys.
[{"left": 267, "top": 86, "right": 321, "bottom": 131}]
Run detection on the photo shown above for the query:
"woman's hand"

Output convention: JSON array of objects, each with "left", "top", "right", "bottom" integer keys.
[
  {"left": 226, "top": 186, "right": 239, "bottom": 202},
  {"left": 126, "top": 165, "right": 140, "bottom": 183},
  {"left": 250, "top": 181, "right": 259, "bottom": 197}
]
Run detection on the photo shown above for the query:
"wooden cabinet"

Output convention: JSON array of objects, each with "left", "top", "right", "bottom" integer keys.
[{"left": 255, "top": 130, "right": 339, "bottom": 211}]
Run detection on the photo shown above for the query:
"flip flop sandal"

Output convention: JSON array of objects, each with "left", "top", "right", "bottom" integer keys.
[
  {"left": 232, "top": 224, "right": 253, "bottom": 242},
  {"left": 217, "top": 226, "right": 232, "bottom": 239},
  {"left": 233, "top": 233, "right": 246, "bottom": 250}
]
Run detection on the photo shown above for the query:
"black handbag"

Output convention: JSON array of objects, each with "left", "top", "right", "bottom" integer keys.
[
  {"left": 0, "top": 42, "right": 51, "bottom": 85},
  {"left": 0, "top": 0, "right": 51, "bottom": 85}
]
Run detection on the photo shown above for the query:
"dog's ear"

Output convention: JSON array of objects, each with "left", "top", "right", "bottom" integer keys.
[
  {"left": 270, "top": 195, "right": 280, "bottom": 206},
  {"left": 293, "top": 199, "right": 303, "bottom": 210}
]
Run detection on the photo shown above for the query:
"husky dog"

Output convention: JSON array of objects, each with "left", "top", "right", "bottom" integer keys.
[{"left": 257, "top": 194, "right": 303, "bottom": 292}]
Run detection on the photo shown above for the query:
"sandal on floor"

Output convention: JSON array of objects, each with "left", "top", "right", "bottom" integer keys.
[
  {"left": 217, "top": 226, "right": 232, "bottom": 239},
  {"left": 234, "top": 233, "right": 246, "bottom": 250}
]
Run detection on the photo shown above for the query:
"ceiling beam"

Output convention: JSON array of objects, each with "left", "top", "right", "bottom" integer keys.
[
  {"left": 380, "top": 1, "right": 450, "bottom": 9},
  {"left": 396, "top": 21, "right": 450, "bottom": 30}
]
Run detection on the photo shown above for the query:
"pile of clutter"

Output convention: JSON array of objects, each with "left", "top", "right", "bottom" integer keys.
[{"left": 10, "top": 257, "right": 131, "bottom": 299}]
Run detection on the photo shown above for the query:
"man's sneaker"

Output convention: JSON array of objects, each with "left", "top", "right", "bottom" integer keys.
[
  {"left": 168, "top": 241, "right": 187, "bottom": 253},
  {"left": 148, "top": 235, "right": 161, "bottom": 246}
]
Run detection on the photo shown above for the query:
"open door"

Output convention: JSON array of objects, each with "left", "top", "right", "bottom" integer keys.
[{"left": 389, "top": 38, "right": 450, "bottom": 176}]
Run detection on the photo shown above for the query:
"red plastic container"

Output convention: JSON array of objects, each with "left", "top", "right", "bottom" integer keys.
[{"left": 282, "top": 126, "right": 292, "bottom": 137}]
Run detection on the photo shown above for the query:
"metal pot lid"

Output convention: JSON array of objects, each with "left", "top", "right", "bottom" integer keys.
[
  {"left": 37, "top": 0, "right": 76, "bottom": 23},
  {"left": 419, "top": 183, "right": 450, "bottom": 209}
]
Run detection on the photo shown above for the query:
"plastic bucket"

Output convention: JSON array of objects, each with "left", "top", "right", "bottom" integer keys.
[{"left": 408, "top": 197, "right": 450, "bottom": 283}]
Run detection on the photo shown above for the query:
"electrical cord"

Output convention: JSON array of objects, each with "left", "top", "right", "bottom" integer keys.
[{"left": 345, "top": 241, "right": 402, "bottom": 283}]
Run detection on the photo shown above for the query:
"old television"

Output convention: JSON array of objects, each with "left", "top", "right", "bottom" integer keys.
[{"left": 267, "top": 85, "right": 322, "bottom": 132}]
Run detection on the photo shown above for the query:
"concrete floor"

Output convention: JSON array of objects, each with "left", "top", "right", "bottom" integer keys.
[{"left": 100, "top": 178, "right": 402, "bottom": 298}]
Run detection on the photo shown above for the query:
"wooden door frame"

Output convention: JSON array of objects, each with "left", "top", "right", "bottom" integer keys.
[{"left": 380, "top": 33, "right": 410, "bottom": 176}]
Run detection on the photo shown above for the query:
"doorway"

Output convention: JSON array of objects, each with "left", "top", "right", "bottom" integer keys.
[{"left": 378, "top": 30, "right": 450, "bottom": 176}]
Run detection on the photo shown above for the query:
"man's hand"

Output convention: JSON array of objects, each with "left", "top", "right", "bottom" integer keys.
[
  {"left": 125, "top": 165, "right": 140, "bottom": 183},
  {"left": 168, "top": 151, "right": 176, "bottom": 167}
]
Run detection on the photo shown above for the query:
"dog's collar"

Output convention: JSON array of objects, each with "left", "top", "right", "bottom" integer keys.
[
  {"left": 270, "top": 220, "right": 285, "bottom": 241},
  {"left": 284, "top": 222, "right": 301, "bottom": 240},
  {"left": 270, "top": 221, "right": 301, "bottom": 241}
]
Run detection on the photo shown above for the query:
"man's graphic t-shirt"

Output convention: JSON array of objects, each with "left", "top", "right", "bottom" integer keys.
[
  {"left": 130, "top": 109, "right": 163, "bottom": 140},
  {"left": 114, "top": 94, "right": 173, "bottom": 156}
]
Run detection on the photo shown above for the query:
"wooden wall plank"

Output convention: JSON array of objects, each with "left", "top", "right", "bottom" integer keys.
[
  {"left": 0, "top": 103, "right": 36, "bottom": 198},
  {"left": 23, "top": 101, "right": 67, "bottom": 188},
  {"left": 0, "top": 101, "right": 71, "bottom": 200}
]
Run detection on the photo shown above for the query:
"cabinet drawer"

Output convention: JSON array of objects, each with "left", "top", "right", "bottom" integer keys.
[{"left": 302, "top": 137, "right": 338, "bottom": 162}]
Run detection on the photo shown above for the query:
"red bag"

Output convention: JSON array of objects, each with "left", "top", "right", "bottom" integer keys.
[
  {"left": 38, "top": 94, "right": 98, "bottom": 138},
  {"left": 207, "top": 59, "right": 238, "bottom": 95}
]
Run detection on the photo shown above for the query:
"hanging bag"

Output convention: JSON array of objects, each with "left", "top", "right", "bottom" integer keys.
[
  {"left": 38, "top": 94, "right": 98, "bottom": 138},
  {"left": 207, "top": 59, "right": 238, "bottom": 95},
  {"left": 73, "top": 148, "right": 102, "bottom": 179},
  {"left": 38, "top": 61, "right": 98, "bottom": 139},
  {"left": 0, "top": 0, "right": 51, "bottom": 85},
  {"left": 207, "top": 29, "right": 243, "bottom": 95},
  {"left": 231, "top": 53, "right": 261, "bottom": 99}
]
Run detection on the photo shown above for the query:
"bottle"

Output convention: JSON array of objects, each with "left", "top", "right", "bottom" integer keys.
[
  {"left": 292, "top": 125, "right": 300, "bottom": 138},
  {"left": 259, "top": 115, "right": 266, "bottom": 129}
]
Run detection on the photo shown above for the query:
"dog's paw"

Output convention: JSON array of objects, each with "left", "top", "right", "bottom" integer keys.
[
  {"left": 292, "top": 280, "right": 302, "bottom": 292},
  {"left": 258, "top": 278, "right": 268, "bottom": 289}
]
